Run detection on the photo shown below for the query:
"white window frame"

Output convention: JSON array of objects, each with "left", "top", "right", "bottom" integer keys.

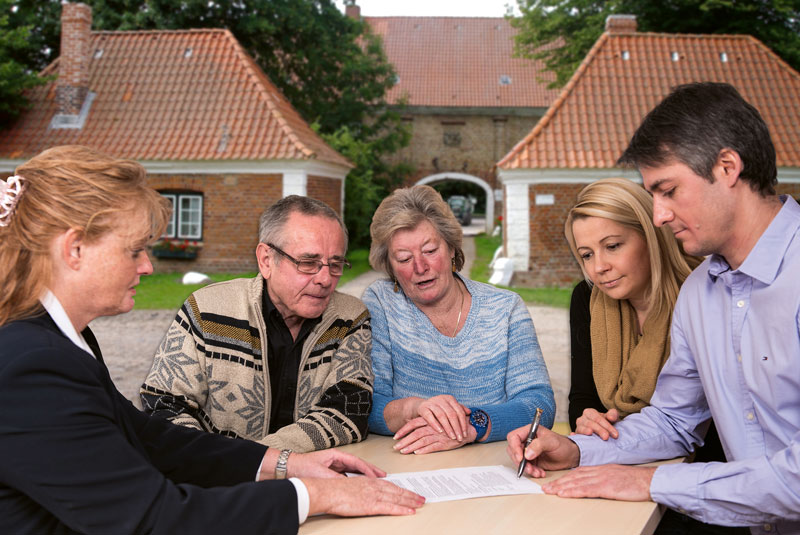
[
  {"left": 177, "top": 194, "right": 203, "bottom": 239},
  {"left": 162, "top": 194, "right": 177, "bottom": 238},
  {"left": 160, "top": 192, "right": 202, "bottom": 240}
]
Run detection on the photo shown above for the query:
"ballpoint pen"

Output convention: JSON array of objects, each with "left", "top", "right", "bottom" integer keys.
[{"left": 516, "top": 407, "right": 543, "bottom": 478}]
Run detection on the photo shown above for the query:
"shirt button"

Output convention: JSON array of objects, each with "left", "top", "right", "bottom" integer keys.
[
  {"left": 764, "top": 524, "right": 772, "bottom": 531},
  {"left": 737, "top": 354, "right": 742, "bottom": 362},
  {"left": 747, "top": 412, "right": 754, "bottom": 421},
  {"left": 737, "top": 300, "right": 745, "bottom": 308}
]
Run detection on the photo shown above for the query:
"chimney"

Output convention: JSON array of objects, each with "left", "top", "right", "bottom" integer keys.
[
  {"left": 605, "top": 14, "right": 637, "bottom": 34},
  {"left": 345, "top": 0, "right": 361, "bottom": 20},
  {"left": 56, "top": 2, "right": 92, "bottom": 117}
]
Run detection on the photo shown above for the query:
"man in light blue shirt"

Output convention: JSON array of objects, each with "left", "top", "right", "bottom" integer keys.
[{"left": 507, "top": 82, "right": 800, "bottom": 534}]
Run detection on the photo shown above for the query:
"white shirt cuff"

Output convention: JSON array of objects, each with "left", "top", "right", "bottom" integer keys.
[
  {"left": 255, "top": 457, "right": 265, "bottom": 481},
  {"left": 289, "top": 478, "right": 310, "bottom": 524},
  {"left": 254, "top": 459, "right": 309, "bottom": 524}
]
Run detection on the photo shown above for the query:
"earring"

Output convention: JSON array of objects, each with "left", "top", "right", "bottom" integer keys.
[
  {"left": 451, "top": 258, "right": 456, "bottom": 272},
  {"left": 393, "top": 279, "right": 399, "bottom": 293}
]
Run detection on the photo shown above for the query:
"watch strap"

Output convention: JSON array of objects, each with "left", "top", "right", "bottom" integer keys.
[{"left": 275, "top": 449, "right": 292, "bottom": 480}]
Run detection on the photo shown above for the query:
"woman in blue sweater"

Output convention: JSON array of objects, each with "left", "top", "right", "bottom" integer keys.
[{"left": 363, "top": 185, "right": 555, "bottom": 454}]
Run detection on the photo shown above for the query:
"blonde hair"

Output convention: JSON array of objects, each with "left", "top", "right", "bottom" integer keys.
[
  {"left": 369, "top": 185, "right": 464, "bottom": 279},
  {"left": 0, "top": 145, "right": 171, "bottom": 326},
  {"left": 564, "top": 178, "right": 701, "bottom": 318}
]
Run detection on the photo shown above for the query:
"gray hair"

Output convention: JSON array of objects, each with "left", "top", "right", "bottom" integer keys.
[
  {"left": 258, "top": 195, "right": 348, "bottom": 250},
  {"left": 369, "top": 185, "right": 464, "bottom": 279}
]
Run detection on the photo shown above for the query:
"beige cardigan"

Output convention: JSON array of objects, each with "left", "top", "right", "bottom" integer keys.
[{"left": 141, "top": 274, "right": 373, "bottom": 452}]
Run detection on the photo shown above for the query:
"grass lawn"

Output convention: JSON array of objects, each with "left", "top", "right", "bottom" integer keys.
[
  {"left": 470, "top": 232, "right": 572, "bottom": 309},
  {"left": 133, "top": 248, "right": 373, "bottom": 310}
]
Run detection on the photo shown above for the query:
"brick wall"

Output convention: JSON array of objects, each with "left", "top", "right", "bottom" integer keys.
[
  {"left": 512, "top": 183, "right": 585, "bottom": 287},
  {"left": 147, "top": 173, "right": 282, "bottom": 273},
  {"left": 386, "top": 112, "right": 543, "bottom": 191},
  {"left": 778, "top": 182, "right": 800, "bottom": 198},
  {"left": 381, "top": 111, "right": 542, "bottom": 227},
  {"left": 306, "top": 175, "right": 342, "bottom": 214}
]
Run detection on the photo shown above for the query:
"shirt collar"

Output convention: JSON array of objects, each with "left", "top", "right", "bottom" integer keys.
[
  {"left": 708, "top": 195, "right": 800, "bottom": 284},
  {"left": 39, "top": 289, "right": 95, "bottom": 358},
  {"left": 261, "top": 281, "right": 322, "bottom": 334}
]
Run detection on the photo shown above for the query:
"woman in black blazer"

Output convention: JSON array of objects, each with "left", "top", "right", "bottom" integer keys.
[{"left": 0, "top": 145, "right": 422, "bottom": 534}]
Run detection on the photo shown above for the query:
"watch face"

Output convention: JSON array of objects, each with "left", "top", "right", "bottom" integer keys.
[{"left": 471, "top": 410, "right": 488, "bottom": 426}]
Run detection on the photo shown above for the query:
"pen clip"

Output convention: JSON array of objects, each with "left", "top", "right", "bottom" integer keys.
[{"left": 525, "top": 408, "right": 543, "bottom": 445}]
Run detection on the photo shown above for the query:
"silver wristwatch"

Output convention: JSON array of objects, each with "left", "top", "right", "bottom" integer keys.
[{"left": 275, "top": 449, "right": 292, "bottom": 479}]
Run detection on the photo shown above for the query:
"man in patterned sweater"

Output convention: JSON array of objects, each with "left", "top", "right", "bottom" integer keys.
[{"left": 141, "top": 196, "right": 373, "bottom": 453}]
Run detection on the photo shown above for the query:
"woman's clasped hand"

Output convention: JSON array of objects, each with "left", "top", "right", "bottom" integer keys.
[{"left": 392, "top": 395, "right": 473, "bottom": 454}]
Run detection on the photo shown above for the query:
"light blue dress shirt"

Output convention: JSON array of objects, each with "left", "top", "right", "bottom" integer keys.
[{"left": 572, "top": 196, "right": 800, "bottom": 534}]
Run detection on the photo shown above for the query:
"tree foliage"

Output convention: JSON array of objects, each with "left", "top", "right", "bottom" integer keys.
[
  {"left": 512, "top": 0, "right": 800, "bottom": 88},
  {"left": 321, "top": 111, "right": 412, "bottom": 248},
  {"left": 0, "top": 0, "right": 52, "bottom": 124}
]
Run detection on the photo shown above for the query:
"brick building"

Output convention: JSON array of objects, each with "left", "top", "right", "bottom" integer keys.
[
  {"left": 360, "top": 9, "right": 559, "bottom": 232},
  {"left": 0, "top": 2, "right": 352, "bottom": 273},
  {"left": 498, "top": 15, "right": 800, "bottom": 286}
]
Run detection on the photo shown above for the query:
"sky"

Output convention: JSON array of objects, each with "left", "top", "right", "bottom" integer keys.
[{"left": 334, "top": 0, "right": 520, "bottom": 18}]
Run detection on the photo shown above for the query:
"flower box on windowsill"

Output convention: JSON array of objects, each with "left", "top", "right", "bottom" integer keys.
[{"left": 151, "top": 239, "right": 202, "bottom": 260}]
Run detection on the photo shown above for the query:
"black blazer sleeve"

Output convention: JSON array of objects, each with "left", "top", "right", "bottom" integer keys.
[
  {"left": 567, "top": 280, "right": 605, "bottom": 431},
  {"left": 0, "top": 319, "right": 299, "bottom": 535}
]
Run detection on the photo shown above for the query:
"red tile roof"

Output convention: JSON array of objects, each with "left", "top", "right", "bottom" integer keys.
[
  {"left": 499, "top": 32, "right": 800, "bottom": 169},
  {"left": 0, "top": 29, "right": 351, "bottom": 167},
  {"left": 367, "top": 17, "right": 559, "bottom": 108}
]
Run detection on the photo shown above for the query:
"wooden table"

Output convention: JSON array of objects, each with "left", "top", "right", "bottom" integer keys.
[{"left": 300, "top": 435, "right": 676, "bottom": 535}]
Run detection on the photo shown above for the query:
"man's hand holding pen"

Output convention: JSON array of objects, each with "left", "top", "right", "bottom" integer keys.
[
  {"left": 506, "top": 424, "right": 581, "bottom": 478},
  {"left": 506, "top": 421, "right": 655, "bottom": 502},
  {"left": 516, "top": 408, "right": 543, "bottom": 478}
]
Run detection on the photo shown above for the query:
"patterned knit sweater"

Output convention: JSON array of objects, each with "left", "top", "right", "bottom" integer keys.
[
  {"left": 363, "top": 274, "right": 555, "bottom": 442},
  {"left": 140, "top": 274, "right": 373, "bottom": 452}
]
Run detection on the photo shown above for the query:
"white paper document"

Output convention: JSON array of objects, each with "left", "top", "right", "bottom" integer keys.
[{"left": 379, "top": 465, "right": 543, "bottom": 503}]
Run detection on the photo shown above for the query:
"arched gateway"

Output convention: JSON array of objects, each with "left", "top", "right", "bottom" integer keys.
[{"left": 415, "top": 172, "right": 494, "bottom": 234}]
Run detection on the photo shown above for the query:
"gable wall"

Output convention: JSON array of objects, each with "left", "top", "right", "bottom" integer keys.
[
  {"left": 306, "top": 175, "right": 343, "bottom": 215},
  {"left": 147, "top": 173, "right": 282, "bottom": 273},
  {"left": 386, "top": 112, "right": 544, "bottom": 191},
  {"left": 512, "top": 182, "right": 584, "bottom": 287}
]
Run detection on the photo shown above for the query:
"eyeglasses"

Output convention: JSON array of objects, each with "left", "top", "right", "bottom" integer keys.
[{"left": 267, "top": 243, "right": 350, "bottom": 276}]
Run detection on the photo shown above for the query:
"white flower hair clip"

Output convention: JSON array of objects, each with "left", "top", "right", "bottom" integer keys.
[{"left": 0, "top": 174, "right": 26, "bottom": 227}]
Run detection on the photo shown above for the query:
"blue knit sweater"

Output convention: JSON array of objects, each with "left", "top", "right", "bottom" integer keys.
[{"left": 363, "top": 274, "right": 555, "bottom": 442}]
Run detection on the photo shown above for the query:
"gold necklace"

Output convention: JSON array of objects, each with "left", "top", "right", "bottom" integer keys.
[{"left": 451, "top": 280, "right": 465, "bottom": 337}]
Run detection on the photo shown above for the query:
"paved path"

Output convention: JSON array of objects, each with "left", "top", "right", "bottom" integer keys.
[{"left": 92, "top": 235, "right": 570, "bottom": 423}]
